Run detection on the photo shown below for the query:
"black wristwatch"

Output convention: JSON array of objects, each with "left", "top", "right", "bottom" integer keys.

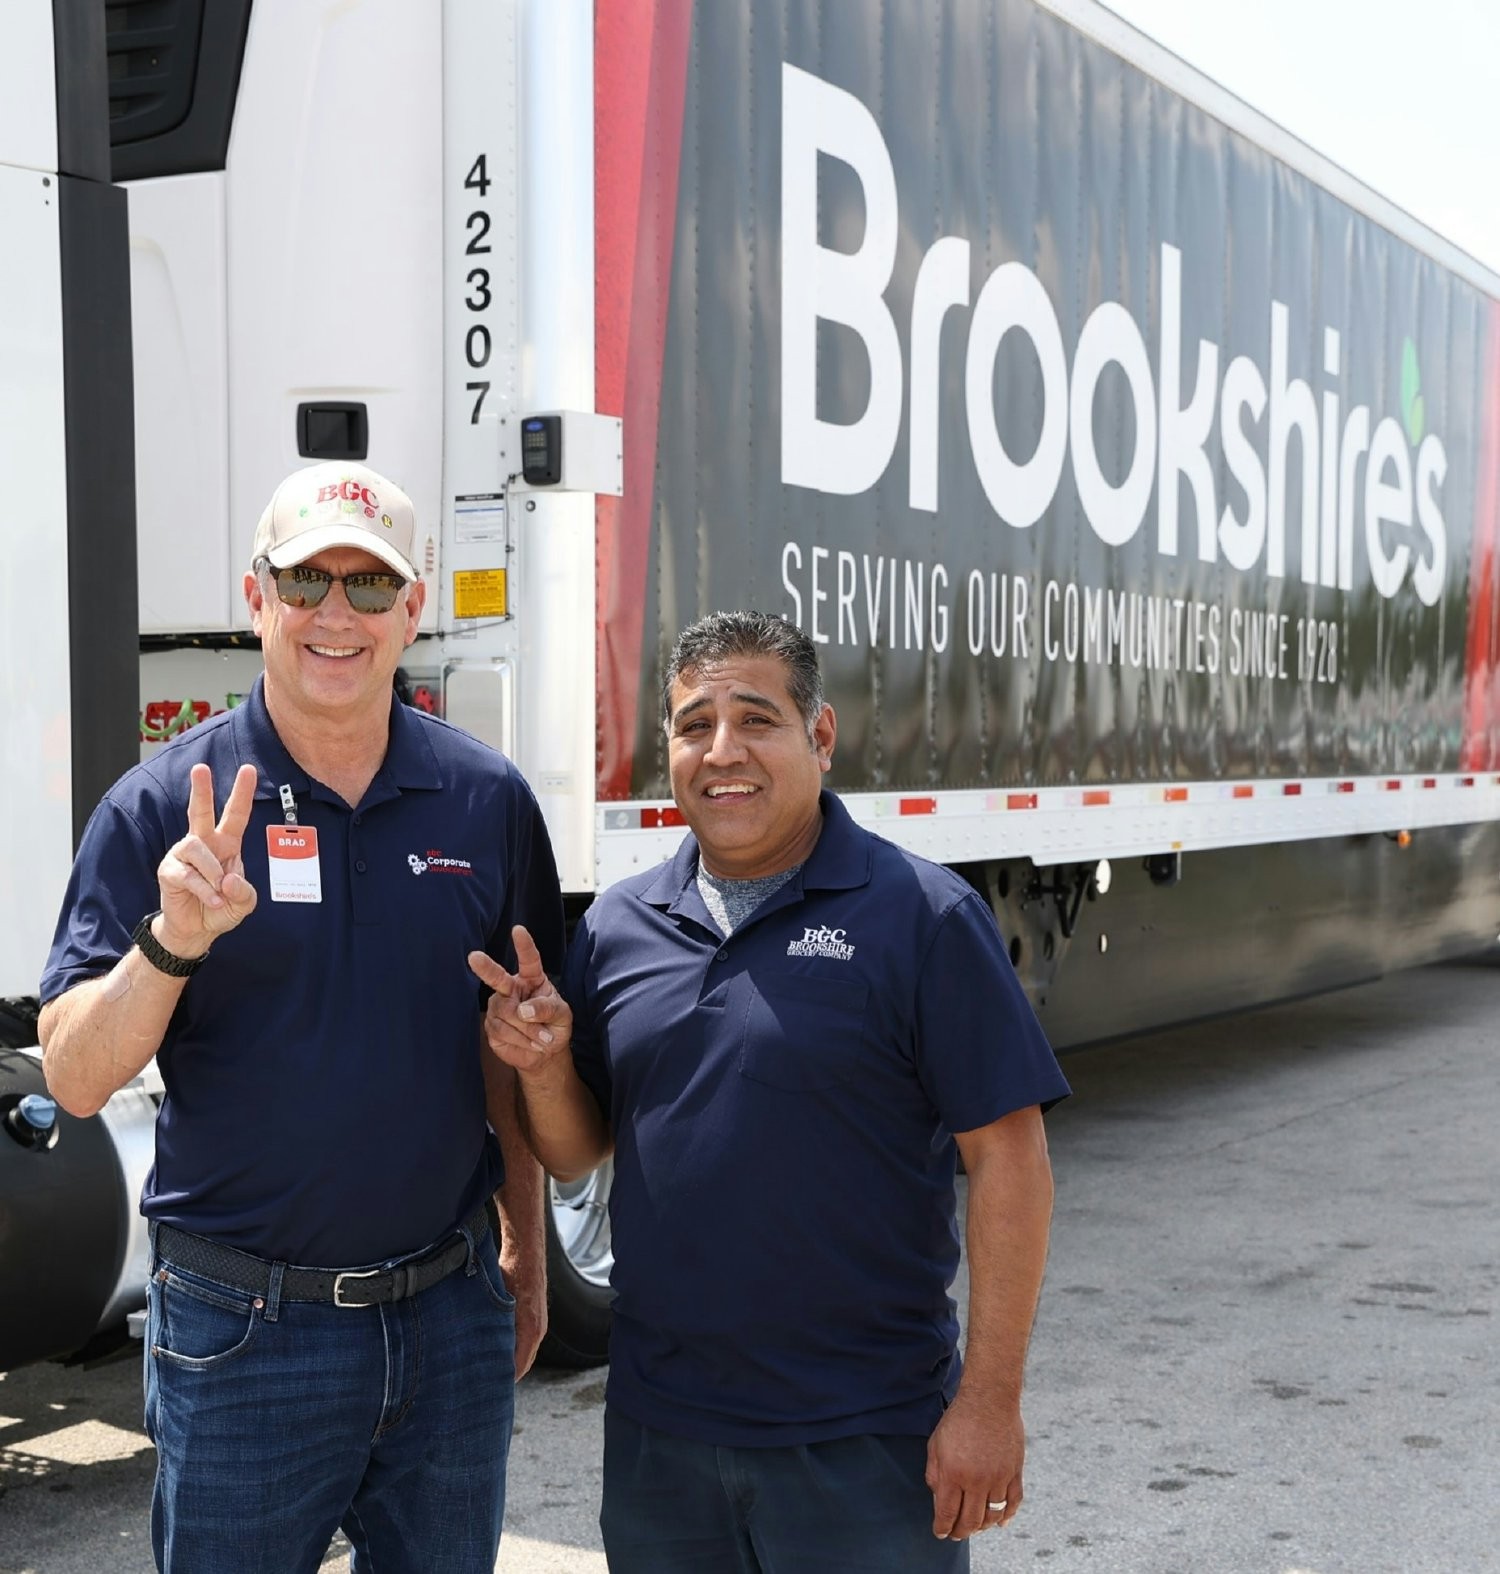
[{"left": 131, "top": 911, "right": 208, "bottom": 978}]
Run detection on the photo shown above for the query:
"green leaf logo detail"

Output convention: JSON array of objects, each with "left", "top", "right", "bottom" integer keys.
[{"left": 1400, "top": 338, "right": 1425, "bottom": 447}]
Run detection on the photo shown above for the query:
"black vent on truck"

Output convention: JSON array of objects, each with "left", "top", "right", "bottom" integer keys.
[{"left": 106, "top": 0, "right": 253, "bottom": 180}]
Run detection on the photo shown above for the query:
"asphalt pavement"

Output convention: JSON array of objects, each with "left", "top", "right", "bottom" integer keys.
[{"left": 2, "top": 952, "right": 1496, "bottom": 1573}]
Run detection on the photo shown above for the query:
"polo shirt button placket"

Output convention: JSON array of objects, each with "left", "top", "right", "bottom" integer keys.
[{"left": 350, "top": 819, "right": 375, "bottom": 923}]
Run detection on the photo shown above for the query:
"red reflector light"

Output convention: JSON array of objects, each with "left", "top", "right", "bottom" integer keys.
[
  {"left": 640, "top": 806, "right": 685, "bottom": 829},
  {"left": 1164, "top": 787, "right": 1188, "bottom": 803},
  {"left": 1459, "top": 776, "right": 1476, "bottom": 787},
  {"left": 1335, "top": 781, "right": 1355, "bottom": 793},
  {"left": 1385, "top": 779, "right": 1402, "bottom": 791},
  {"left": 899, "top": 797, "right": 937, "bottom": 816},
  {"left": 1422, "top": 778, "right": 1437, "bottom": 789},
  {"left": 1082, "top": 790, "right": 1110, "bottom": 806},
  {"left": 1232, "top": 785, "right": 1254, "bottom": 799},
  {"left": 1283, "top": 783, "right": 1303, "bottom": 796},
  {"left": 1006, "top": 793, "right": 1038, "bottom": 810}
]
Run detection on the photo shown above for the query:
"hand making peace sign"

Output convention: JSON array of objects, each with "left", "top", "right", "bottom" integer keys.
[
  {"left": 469, "top": 925, "right": 574, "bottom": 1077},
  {"left": 155, "top": 762, "right": 260, "bottom": 958}
]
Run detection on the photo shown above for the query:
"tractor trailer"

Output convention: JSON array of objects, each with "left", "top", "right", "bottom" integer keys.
[{"left": 2, "top": 0, "right": 1497, "bottom": 1370}]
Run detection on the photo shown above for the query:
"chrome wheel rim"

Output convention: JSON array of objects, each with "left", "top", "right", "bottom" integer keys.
[{"left": 549, "top": 1159, "right": 614, "bottom": 1288}]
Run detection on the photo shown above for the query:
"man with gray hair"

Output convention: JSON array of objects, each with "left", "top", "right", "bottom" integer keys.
[
  {"left": 473, "top": 609, "right": 1068, "bottom": 1571},
  {"left": 40, "top": 462, "right": 563, "bottom": 1573}
]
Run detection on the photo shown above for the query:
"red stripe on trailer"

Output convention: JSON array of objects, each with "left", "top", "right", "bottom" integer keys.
[
  {"left": 1460, "top": 302, "right": 1500, "bottom": 769},
  {"left": 899, "top": 797, "right": 937, "bottom": 816},
  {"left": 1082, "top": 790, "right": 1110, "bottom": 806},
  {"left": 1007, "top": 793, "right": 1038, "bottom": 810},
  {"left": 594, "top": 1, "right": 694, "bottom": 801}
]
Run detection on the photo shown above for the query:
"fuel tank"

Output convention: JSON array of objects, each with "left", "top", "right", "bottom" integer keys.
[{"left": 0, "top": 1047, "right": 157, "bottom": 1369}]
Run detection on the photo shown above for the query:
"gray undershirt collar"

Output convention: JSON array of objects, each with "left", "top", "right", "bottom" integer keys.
[{"left": 696, "top": 861, "right": 803, "bottom": 936}]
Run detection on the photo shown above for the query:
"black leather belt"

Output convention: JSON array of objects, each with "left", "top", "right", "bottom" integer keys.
[{"left": 152, "top": 1202, "right": 492, "bottom": 1309}]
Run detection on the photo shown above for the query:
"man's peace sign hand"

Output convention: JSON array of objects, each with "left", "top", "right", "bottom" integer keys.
[
  {"left": 155, "top": 763, "right": 260, "bottom": 958},
  {"left": 469, "top": 925, "right": 573, "bottom": 1078}
]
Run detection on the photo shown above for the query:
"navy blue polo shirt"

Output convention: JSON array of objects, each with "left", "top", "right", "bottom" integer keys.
[
  {"left": 566, "top": 791, "right": 1070, "bottom": 1446},
  {"left": 41, "top": 676, "right": 563, "bottom": 1266}
]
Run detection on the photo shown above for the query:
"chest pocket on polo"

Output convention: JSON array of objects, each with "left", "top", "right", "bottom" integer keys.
[{"left": 736, "top": 974, "right": 870, "bottom": 1091}]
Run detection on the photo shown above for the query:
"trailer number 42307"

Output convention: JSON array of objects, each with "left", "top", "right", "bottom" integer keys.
[{"left": 463, "top": 154, "right": 493, "bottom": 424}]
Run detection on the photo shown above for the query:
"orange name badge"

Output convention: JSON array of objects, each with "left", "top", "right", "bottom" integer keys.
[{"left": 266, "top": 824, "right": 322, "bottom": 903}]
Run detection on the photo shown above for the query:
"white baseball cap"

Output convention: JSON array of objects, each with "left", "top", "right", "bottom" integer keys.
[{"left": 251, "top": 462, "right": 419, "bottom": 580}]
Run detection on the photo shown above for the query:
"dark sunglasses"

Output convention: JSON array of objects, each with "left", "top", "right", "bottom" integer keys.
[{"left": 264, "top": 562, "right": 408, "bottom": 614}]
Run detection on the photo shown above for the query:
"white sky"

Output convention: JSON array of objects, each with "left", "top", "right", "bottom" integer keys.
[{"left": 1101, "top": 0, "right": 1500, "bottom": 279}]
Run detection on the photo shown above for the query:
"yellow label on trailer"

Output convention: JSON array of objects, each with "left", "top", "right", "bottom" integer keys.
[{"left": 452, "top": 569, "right": 508, "bottom": 619}]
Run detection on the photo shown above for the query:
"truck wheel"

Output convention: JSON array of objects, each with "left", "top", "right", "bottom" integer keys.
[{"left": 539, "top": 1160, "right": 614, "bottom": 1368}]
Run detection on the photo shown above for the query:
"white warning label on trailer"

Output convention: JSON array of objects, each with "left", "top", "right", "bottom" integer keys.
[{"left": 454, "top": 493, "right": 506, "bottom": 544}]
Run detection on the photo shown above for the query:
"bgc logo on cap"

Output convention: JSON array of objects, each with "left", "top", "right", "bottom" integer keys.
[{"left": 317, "top": 478, "right": 381, "bottom": 520}]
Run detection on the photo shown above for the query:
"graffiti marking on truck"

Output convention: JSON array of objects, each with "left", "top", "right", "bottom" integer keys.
[{"left": 140, "top": 694, "right": 246, "bottom": 744}]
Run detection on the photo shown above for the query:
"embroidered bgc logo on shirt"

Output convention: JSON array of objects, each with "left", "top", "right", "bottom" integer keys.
[
  {"left": 407, "top": 850, "right": 474, "bottom": 878},
  {"left": 786, "top": 925, "right": 856, "bottom": 961}
]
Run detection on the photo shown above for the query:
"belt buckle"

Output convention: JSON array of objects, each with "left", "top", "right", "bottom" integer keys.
[{"left": 333, "top": 1268, "right": 383, "bottom": 1308}]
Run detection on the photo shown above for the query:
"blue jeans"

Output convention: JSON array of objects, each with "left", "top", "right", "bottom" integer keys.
[
  {"left": 143, "top": 1218, "right": 516, "bottom": 1574},
  {"left": 600, "top": 1409, "right": 969, "bottom": 1573}
]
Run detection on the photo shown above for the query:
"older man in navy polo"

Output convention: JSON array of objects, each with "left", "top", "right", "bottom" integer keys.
[
  {"left": 40, "top": 462, "right": 563, "bottom": 1574},
  {"left": 474, "top": 610, "right": 1068, "bottom": 1572}
]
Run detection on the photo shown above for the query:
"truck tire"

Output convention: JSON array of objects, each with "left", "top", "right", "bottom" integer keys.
[{"left": 538, "top": 1160, "right": 614, "bottom": 1368}]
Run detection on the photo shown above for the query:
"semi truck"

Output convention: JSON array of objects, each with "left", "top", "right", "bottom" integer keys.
[{"left": 3, "top": 0, "right": 1497, "bottom": 1373}]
